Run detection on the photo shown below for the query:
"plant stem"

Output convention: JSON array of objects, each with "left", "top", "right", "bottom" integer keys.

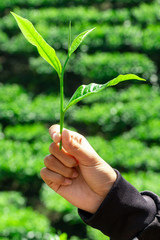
[{"left": 59, "top": 55, "right": 69, "bottom": 150}]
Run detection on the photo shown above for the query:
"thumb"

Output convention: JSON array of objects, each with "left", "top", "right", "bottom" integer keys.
[{"left": 62, "top": 129, "right": 103, "bottom": 166}]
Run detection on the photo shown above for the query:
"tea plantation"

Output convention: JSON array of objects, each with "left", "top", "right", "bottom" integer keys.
[{"left": 0, "top": 0, "right": 160, "bottom": 239}]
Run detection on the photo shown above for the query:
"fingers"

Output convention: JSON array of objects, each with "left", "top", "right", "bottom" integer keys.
[
  {"left": 49, "top": 142, "right": 78, "bottom": 168},
  {"left": 44, "top": 154, "right": 78, "bottom": 179},
  {"left": 49, "top": 124, "right": 61, "bottom": 143},
  {"left": 62, "top": 128, "right": 102, "bottom": 166},
  {"left": 49, "top": 124, "right": 86, "bottom": 158},
  {"left": 40, "top": 167, "right": 72, "bottom": 192},
  {"left": 49, "top": 124, "right": 102, "bottom": 166}
]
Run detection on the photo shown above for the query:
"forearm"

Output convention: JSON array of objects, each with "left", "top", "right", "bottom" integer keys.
[{"left": 78, "top": 170, "right": 160, "bottom": 240}]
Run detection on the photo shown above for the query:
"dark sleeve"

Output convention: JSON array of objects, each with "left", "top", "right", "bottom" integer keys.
[{"left": 78, "top": 170, "right": 160, "bottom": 240}]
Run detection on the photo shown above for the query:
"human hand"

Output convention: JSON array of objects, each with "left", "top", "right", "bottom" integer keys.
[{"left": 40, "top": 125, "right": 117, "bottom": 214}]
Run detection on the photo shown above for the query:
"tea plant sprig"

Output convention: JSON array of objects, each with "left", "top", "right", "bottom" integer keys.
[{"left": 11, "top": 12, "right": 146, "bottom": 149}]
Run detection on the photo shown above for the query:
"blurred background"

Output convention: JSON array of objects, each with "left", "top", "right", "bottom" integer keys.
[{"left": 0, "top": 0, "right": 160, "bottom": 239}]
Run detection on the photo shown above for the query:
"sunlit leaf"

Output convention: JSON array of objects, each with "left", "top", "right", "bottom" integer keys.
[
  {"left": 64, "top": 74, "right": 146, "bottom": 112},
  {"left": 68, "top": 27, "right": 95, "bottom": 57},
  {"left": 11, "top": 12, "right": 62, "bottom": 76}
]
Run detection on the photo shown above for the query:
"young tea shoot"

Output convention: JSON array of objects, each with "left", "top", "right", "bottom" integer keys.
[{"left": 11, "top": 12, "right": 146, "bottom": 149}]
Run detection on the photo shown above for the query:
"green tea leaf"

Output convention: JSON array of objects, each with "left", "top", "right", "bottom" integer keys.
[
  {"left": 64, "top": 74, "right": 146, "bottom": 112},
  {"left": 11, "top": 12, "right": 62, "bottom": 76},
  {"left": 68, "top": 27, "right": 95, "bottom": 57}
]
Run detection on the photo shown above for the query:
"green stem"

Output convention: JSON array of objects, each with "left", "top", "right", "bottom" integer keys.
[{"left": 59, "top": 55, "right": 69, "bottom": 150}]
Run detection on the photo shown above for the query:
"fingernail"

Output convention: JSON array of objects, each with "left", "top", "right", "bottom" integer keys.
[
  {"left": 64, "top": 178, "right": 72, "bottom": 185},
  {"left": 72, "top": 171, "right": 79, "bottom": 178}
]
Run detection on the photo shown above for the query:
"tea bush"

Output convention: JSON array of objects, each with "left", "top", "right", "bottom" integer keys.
[
  {"left": 0, "top": 0, "right": 152, "bottom": 12},
  {"left": 122, "top": 171, "right": 160, "bottom": 196},
  {"left": 0, "top": 84, "right": 61, "bottom": 124},
  {"left": 124, "top": 119, "right": 160, "bottom": 143},
  {"left": 132, "top": 2, "right": 160, "bottom": 26},
  {"left": 87, "top": 136, "right": 160, "bottom": 171},
  {"left": 0, "top": 139, "right": 45, "bottom": 178},
  {"left": 0, "top": 191, "right": 55, "bottom": 239},
  {"left": 30, "top": 53, "right": 156, "bottom": 82},
  {"left": 2, "top": 21, "right": 160, "bottom": 54},
  {"left": 71, "top": 86, "right": 160, "bottom": 135},
  {"left": 4, "top": 123, "right": 50, "bottom": 142},
  {"left": 40, "top": 184, "right": 80, "bottom": 223}
]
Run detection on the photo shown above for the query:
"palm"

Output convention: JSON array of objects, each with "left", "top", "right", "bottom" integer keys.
[{"left": 57, "top": 167, "right": 101, "bottom": 211}]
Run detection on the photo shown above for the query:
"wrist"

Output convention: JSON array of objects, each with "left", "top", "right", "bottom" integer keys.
[{"left": 89, "top": 169, "right": 117, "bottom": 214}]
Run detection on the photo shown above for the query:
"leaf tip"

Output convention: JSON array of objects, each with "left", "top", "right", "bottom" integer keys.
[
  {"left": 10, "top": 11, "right": 19, "bottom": 21},
  {"left": 10, "top": 11, "right": 15, "bottom": 17}
]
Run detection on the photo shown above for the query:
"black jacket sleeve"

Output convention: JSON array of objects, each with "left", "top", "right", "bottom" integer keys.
[{"left": 78, "top": 170, "right": 160, "bottom": 240}]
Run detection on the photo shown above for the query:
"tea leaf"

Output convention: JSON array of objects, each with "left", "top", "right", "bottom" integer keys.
[
  {"left": 64, "top": 74, "right": 146, "bottom": 112},
  {"left": 11, "top": 12, "right": 62, "bottom": 76},
  {"left": 69, "top": 27, "right": 95, "bottom": 57}
]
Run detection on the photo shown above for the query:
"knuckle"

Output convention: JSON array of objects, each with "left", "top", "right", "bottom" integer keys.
[
  {"left": 67, "top": 160, "right": 76, "bottom": 168},
  {"left": 57, "top": 174, "right": 64, "bottom": 184},
  {"left": 44, "top": 155, "right": 50, "bottom": 168},
  {"left": 40, "top": 167, "right": 46, "bottom": 178},
  {"left": 49, "top": 142, "right": 57, "bottom": 154},
  {"left": 65, "top": 168, "right": 74, "bottom": 178}
]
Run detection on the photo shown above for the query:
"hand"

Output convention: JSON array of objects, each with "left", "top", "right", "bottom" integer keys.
[{"left": 40, "top": 125, "right": 117, "bottom": 214}]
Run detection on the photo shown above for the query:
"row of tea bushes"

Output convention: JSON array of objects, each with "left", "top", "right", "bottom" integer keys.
[
  {"left": 0, "top": 0, "right": 153, "bottom": 12},
  {"left": 71, "top": 85, "right": 160, "bottom": 135},
  {"left": 1, "top": 129, "right": 160, "bottom": 183},
  {"left": 4, "top": 123, "right": 50, "bottom": 142},
  {"left": 1, "top": 1, "right": 159, "bottom": 94},
  {"left": 0, "top": 138, "right": 47, "bottom": 178},
  {"left": 0, "top": 191, "right": 57, "bottom": 239},
  {"left": 2, "top": 23, "right": 160, "bottom": 54},
  {"left": 40, "top": 184, "right": 81, "bottom": 224},
  {"left": 29, "top": 53, "right": 155, "bottom": 83},
  {"left": 122, "top": 171, "right": 160, "bottom": 196},
  {"left": 87, "top": 136, "right": 160, "bottom": 171},
  {"left": 124, "top": 118, "right": 160, "bottom": 144},
  {"left": 2, "top": 83, "right": 160, "bottom": 136},
  {"left": 0, "top": 84, "right": 61, "bottom": 124},
  {"left": 0, "top": 191, "right": 87, "bottom": 240},
  {"left": 1, "top": 2, "right": 159, "bottom": 27}
]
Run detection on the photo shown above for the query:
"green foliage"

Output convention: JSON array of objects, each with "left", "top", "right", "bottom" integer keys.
[
  {"left": 1, "top": 1, "right": 160, "bottom": 239},
  {"left": 0, "top": 84, "right": 60, "bottom": 124},
  {"left": 71, "top": 85, "right": 160, "bottom": 135},
  {"left": 0, "top": 191, "right": 26, "bottom": 208},
  {"left": 124, "top": 119, "right": 160, "bottom": 143},
  {"left": 0, "top": 191, "right": 54, "bottom": 239},
  {"left": 40, "top": 184, "right": 80, "bottom": 223},
  {"left": 0, "top": 139, "right": 44, "bottom": 177},
  {"left": 122, "top": 172, "right": 160, "bottom": 196},
  {"left": 73, "top": 53, "right": 155, "bottom": 81},
  {"left": 0, "top": 0, "right": 151, "bottom": 11},
  {"left": 11, "top": 12, "right": 62, "bottom": 76},
  {"left": 4, "top": 123, "right": 50, "bottom": 142},
  {"left": 2, "top": 22, "right": 160, "bottom": 54},
  {"left": 64, "top": 74, "right": 145, "bottom": 112},
  {"left": 68, "top": 28, "right": 95, "bottom": 57},
  {"left": 87, "top": 136, "right": 160, "bottom": 171},
  {"left": 86, "top": 226, "right": 109, "bottom": 240},
  {"left": 30, "top": 52, "right": 156, "bottom": 82},
  {"left": 132, "top": 2, "right": 160, "bottom": 26}
]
